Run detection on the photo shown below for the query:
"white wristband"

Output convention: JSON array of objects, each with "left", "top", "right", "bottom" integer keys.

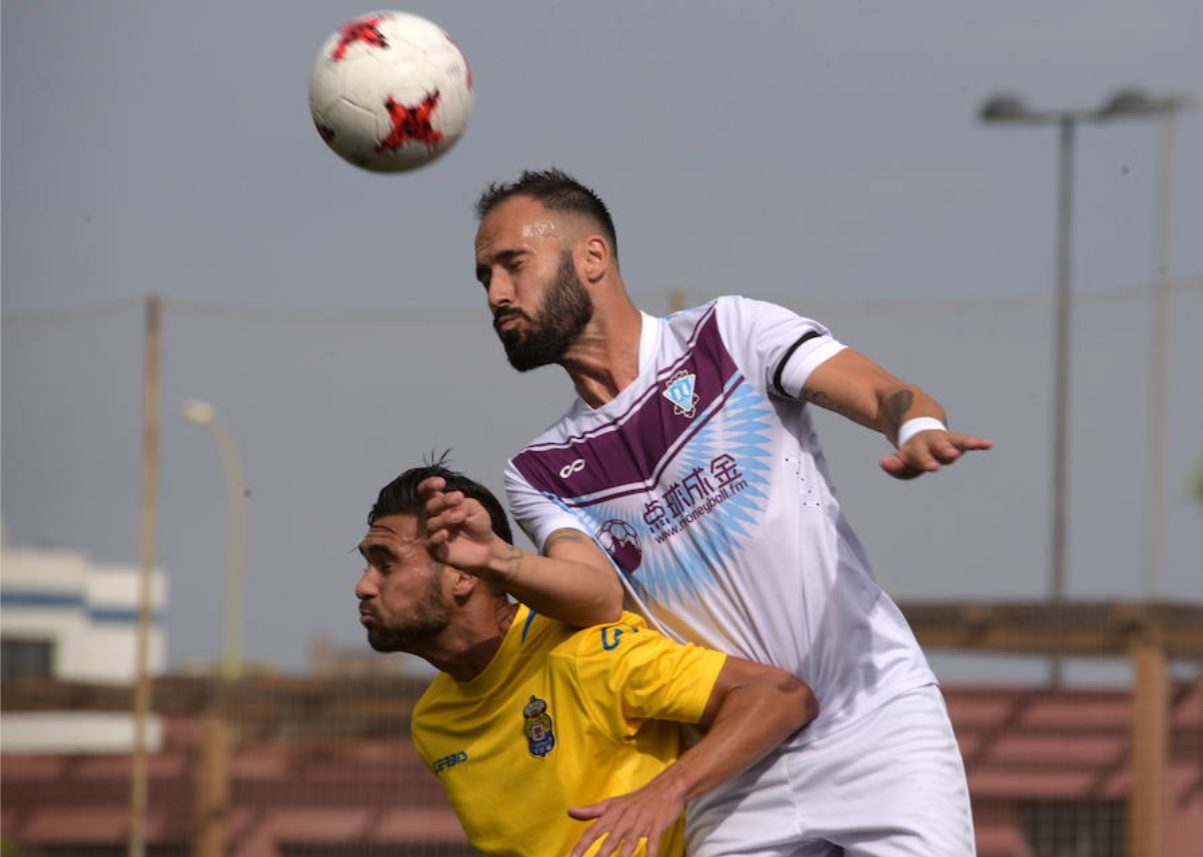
[{"left": 896, "top": 417, "right": 947, "bottom": 448}]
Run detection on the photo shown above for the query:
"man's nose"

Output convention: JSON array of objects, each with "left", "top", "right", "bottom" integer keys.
[
  {"left": 486, "top": 272, "right": 515, "bottom": 311},
  {"left": 355, "top": 572, "right": 377, "bottom": 600}
]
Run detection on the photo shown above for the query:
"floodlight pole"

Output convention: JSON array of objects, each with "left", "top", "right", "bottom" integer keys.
[
  {"left": 1144, "top": 104, "right": 1190, "bottom": 601},
  {"left": 181, "top": 398, "right": 247, "bottom": 857},
  {"left": 981, "top": 88, "right": 1190, "bottom": 857},
  {"left": 128, "top": 295, "right": 161, "bottom": 857},
  {"left": 1049, "top": 117, "right": 1074, "bottom": 677},
  {"left": 979, "top": 88, "right": 1190, "bottom": 685},
  {"left": 180, "top": 400, "right": 247, "bottom": 680},
  {"left": 980, "top": 97, "right": 1090, "bottom": 685}
]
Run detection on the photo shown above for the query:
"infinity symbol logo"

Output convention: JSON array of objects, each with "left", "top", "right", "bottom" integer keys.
[{"left": 559, "top": 458, "right": 586, "bottom": 479}]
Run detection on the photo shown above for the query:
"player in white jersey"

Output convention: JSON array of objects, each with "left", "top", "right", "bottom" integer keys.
[{"left": 423, "top": 169, "right": 992, "bottom": 856}]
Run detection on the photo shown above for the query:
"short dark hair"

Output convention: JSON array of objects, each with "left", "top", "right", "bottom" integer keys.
[
  {"left": 475, "top": 168, "right": 619, "bottom": 263},
  {"left": 368, "top": 453, "right": 513, "bottom": 545}
]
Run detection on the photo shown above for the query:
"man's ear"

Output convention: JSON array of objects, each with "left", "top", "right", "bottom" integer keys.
[
  {"left": 449, "top": 567, "right": 480, "bottom": 599},
  {"left": 577, "top": 234, "right": 611, "bottom": 285}
]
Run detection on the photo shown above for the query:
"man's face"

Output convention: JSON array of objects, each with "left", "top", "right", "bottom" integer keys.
[
  {"left": 355, "top": 514, "right": 451, "bottom": 652},
  {"left": 475, "top": 196, "right": 594, "bottom": 372}
]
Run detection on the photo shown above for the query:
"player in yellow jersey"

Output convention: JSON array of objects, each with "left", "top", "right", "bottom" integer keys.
[{"left": 355, "top": 459, "right": 817, "bottom": 857}]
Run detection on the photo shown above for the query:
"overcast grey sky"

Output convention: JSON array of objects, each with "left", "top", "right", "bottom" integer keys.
[{"left": 3, "top": 1, "right": 1201, "bottom": 680}]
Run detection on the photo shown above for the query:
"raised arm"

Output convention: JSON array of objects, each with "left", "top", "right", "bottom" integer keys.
[
  {"left": 800, "top": 348, "right": 993, "bottom": 480},
  {"left": 567, "top": 655, "right": 816, "bottom": 857},
  {"left": 420, "top": 476, "right": 622, "bottom": 626}
]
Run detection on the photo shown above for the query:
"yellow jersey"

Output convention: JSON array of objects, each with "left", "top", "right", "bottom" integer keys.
[{"left": 411, "top": 606, "right": 727, "bottom": 857}]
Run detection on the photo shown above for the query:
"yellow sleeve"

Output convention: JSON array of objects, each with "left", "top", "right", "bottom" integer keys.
[{"left": 560, "top": 612, "right": 727, "bottom": 735}]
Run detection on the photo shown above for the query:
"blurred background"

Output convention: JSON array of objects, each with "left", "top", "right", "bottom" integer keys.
[{"left": 2, "top": 2, "right": 1200, "bottom": 856}]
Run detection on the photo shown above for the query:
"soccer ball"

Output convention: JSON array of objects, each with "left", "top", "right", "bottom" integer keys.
[{"left": 309, "top": 11, "right": 473, "bottom": 173}]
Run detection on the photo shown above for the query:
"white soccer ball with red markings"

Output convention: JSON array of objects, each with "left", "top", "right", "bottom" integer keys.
[{"left": 309, "top": 11, "right": 473, "bottom": 173}]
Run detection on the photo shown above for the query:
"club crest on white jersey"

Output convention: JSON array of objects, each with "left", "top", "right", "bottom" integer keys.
[{"left": 663, "top": 370, "right": 699, "bottom": 418}]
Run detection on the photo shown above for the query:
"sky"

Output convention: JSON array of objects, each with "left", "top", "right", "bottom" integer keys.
[{"left": 3, "top": 1, "right": 1201, "bottom": 682}]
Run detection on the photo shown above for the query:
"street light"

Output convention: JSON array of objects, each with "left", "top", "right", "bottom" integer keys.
[
  {"left": 978, "top": 87, "right": 1189, "bottom": 683},
  {"left": 1114, "top": 91, "right": 1196, "bottom": 603},
  {"left": 181, "top": 399, "right": 247, "bottom": 680}
]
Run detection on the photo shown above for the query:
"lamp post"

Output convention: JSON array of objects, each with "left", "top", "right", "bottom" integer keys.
[
  {"left": 1106, "top": 91, "right": 1199, "bottom": 603},
  {"left": 978, "top": 88, "right": 1188, "bottom": 684},
  {"left": 181, "top": 399, "right": 247, "bottom": 680},
  {"left": 181, "top": 399, "right": 247, "bottom": 857}
]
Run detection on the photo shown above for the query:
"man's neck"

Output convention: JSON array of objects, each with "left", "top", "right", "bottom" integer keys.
[
  {"left": 424, "top": 599, "right": 520, "bottom": 683},
  {"left": 562, "top": 302, "right": 644, "bottom": 408}
]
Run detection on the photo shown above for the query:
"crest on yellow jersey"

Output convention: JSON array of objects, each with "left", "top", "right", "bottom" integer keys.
[{"left": 522, "top": 695, "right": 556, "bottom": 757}]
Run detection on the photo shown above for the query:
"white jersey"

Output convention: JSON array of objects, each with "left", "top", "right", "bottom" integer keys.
[{"left": 506, "top": 296, "right": 935, "bottom": 743}]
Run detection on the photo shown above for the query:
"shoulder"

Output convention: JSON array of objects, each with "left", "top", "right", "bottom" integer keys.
[
  {"left": 673, "top": 295, "right": 819, "bottom": 343},
  {"left": 712, "top": 294, "right": 811, "bottom": 326},
  {"left": 513, "top": 607, "right": 581, "bottom": 654},
  {"left": 551, "top": 612, "right": 728, "bottom": 723},
  {"left": 411, "top": 674, "right": 455, "bottom": 743},
  {"left": 551, "top": 611, "right": 658, "bottom": 661}
]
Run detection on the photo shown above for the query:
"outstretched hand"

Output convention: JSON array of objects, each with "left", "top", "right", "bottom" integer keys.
[
  {"left": 879, "top": 429, "right": 993, "bottom": 480},
  {"left": 418, "top": 476, "right": 500, "bottom": 574},
  {"left": 567, "top": 781, "right": 683, "bottom": 857}
]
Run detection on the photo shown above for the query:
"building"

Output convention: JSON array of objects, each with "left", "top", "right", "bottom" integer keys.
[
  {"left": 1, "top": 541, "right": 167, "bottom": 754},
  {"left": 2, "top": 599, "right": 1199, "bottom": 855},
  {"left": 1, "top": 676, "right": 1199, "bottom": 857}
]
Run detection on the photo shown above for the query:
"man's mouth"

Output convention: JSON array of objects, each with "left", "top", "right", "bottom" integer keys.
[{"left": 494, "top": 311, "right": 524, "bottom": 332}]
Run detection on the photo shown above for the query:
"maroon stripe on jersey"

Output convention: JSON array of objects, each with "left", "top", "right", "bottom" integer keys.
[{"left": 512, "top": 309, "right": 738, "bottom": 502}]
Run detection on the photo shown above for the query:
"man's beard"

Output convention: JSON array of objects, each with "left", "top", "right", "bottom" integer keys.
[
  {"left": 364, "top": 576, "right": 451, "bottom": 653},
  {"left": 494, "top": 251, "right": 594, "bottom": 372}
]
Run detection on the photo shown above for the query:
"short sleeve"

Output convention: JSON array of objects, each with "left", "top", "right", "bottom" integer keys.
[
  {"left": 505, "top": 459, "right": 589, "bottom": 550},
  {"left": 562, "top": 613, "right": 727, "bottom": 737},
  {"left": 716, "top": 295, "right": 846, "bottom": 400}
]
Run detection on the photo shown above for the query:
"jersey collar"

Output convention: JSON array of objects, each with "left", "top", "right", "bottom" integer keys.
[{"left": 637, "top": 310, "right": 661, "bottom": 379}]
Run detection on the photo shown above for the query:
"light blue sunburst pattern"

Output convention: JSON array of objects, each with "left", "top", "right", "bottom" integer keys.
[{"left": 587, "top": 376, "right": 776, "bottom": 603}]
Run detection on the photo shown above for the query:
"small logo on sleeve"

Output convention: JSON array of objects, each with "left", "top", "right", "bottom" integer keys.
[
  {"left": 522, "top": 695, "right": 556, "bottom": 757},
  {"left": 600, "top": 622, "right": 640, "bottom": 651}
]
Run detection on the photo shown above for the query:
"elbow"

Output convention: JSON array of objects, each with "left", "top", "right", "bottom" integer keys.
[
  {"left": 567, "top": 576, "right": 623, "bottom": 627},
  {"left": 786, "top": 676, "right": 820, "bottom": 732},
  {"left": 593, "top": 576, "right": 624, "bottom": 624},
  {"left": 739, "top": 670, "right": 818, "bottom": 741}
]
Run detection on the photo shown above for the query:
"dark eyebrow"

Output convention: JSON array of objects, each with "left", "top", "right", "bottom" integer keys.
[
  {"left": 476, "top": 248, "right": 528, "bottom": 283},
  {"left": 358, "top": 541, "right": 397, "bottom": 562}
]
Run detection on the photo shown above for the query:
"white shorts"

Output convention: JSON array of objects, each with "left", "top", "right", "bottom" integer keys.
[{"left": 685, "top": 684, "right": 976, "bottom": 857}]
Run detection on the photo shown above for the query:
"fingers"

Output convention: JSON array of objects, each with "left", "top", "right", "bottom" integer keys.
[
  {"left": 645, "top": 831, "right": 662, "bottom": 857},
  {"left": 419, "top": 476, "right": 465, "bottom": 521},
  {"left": 929, "top": 436, "right": 963, "bottom": 466},
  {"left": 879, "top": 452, "right": 925, "bottom": 480},
  {"left": 416, "top": 476, "right": 446, "bottom": 497},
  {"left": 567, "top": 813, "right": 605, "bottom": 857},
  {"left": 424, "top": 489, "right": 465, "bottom": 516},
  {"left": 566, "top": 801, "right": 639, "bottom": 857},
  {"left": 568, "top": 800, "right": 607, "bottom": 821},
  {"left": 575, "top": 829, "right": 642, "bottom": 857},
  {"left": 881, "top": 430, "right": 993, "bottom": 479},
  {"left": 951, "top": 433, "right": 994, "bottom": 452},
  {"left": 423, "top": 489, "right": 467, "bottom": 534}
]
